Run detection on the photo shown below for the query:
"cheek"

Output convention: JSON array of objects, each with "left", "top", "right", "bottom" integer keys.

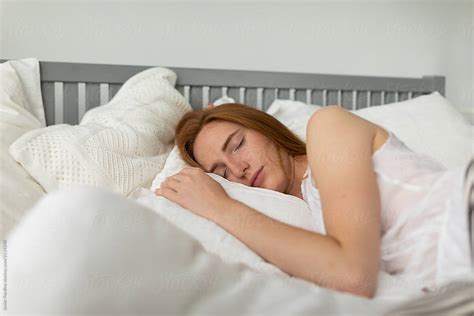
[
  {"left": 263, "top": 157, "right": 289, "bottom": 190},
  {"left": 266, "top": 145, "right": 283, "bottom": 169},
  {"left": 266, "top": 170, "right": 288, "bottom": 193}
]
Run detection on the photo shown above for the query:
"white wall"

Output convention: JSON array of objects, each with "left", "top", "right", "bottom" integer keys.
[{"left": 1, "top": 0, "right": 472, "bottom": 118}]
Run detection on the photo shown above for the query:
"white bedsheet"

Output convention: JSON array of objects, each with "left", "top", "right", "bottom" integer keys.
[{"left": 4, "top": 186, "right": 422, "bottom": 315}]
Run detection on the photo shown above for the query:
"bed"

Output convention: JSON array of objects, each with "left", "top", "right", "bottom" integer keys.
[{"left": 2, "top": 58, "right": 473, "bottom": 316}]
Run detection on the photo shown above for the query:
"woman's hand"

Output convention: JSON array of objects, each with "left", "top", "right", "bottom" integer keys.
[{"left": 154, "top": 167, "right": 230, "bottom": 221}]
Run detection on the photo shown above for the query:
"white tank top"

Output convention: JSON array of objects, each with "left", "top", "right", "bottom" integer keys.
[{"left": 300, "top": 129, "right": 472, "bottom": 292}]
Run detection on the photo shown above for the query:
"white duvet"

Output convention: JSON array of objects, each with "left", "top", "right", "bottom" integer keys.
[{"left": 4, "top": 186, "right": 421, "bottom": 315}]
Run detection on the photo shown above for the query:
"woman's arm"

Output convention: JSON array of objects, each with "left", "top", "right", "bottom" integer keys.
[
  {"left": 213, "top": 198, "right": 376, "bottom": 298},
  {"left": 157, "top": 166, "right": 376, "bottom": 298},
  {"left": 304, "top": 105, "right": 381, "bottom": 297}
]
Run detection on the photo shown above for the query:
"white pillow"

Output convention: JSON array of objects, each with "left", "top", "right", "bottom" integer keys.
[
  {"left": 0, "top": 58, "right": 46, "bottom": 239},
  {"left": 137, "top": 146, "right": 325, "bottom": 274},
  {"left": 267, "top": 93, "right": 473, "bottom": 169},
  {"left": 0, "top": 58, "right": 46, "bottom": 126},
  {"left": 266, "top": 99, "right": 322, "bottom": 141},
  {"left": 150, "top": 146, "right": 324, "bottom": 234},
  {"left": 355, "top": 93, "right": 473, "bottom": 169},
  {"left": 211, "top": 95, "right": 236, "bottom": 106},
  {"left": 10, "top": 67, "right": 191, "bottom": 196}
]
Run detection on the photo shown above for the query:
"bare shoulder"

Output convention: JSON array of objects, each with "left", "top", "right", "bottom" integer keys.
[
  {"left": 306, "top": 105, "right": 376, "bottom": 133},
  {"left": 305, "top": 105, "right": 377, "bottom": 186},
  {"left": 306, "top": 105, "right": 389, "bottom": 159}
]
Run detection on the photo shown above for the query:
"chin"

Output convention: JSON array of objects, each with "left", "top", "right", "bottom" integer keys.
[
  {"left": 265, "top": 181, "right": 287, "bottom": 193},
  {"left": 256, "top": 172, "right": 287, "bottom": 193}
]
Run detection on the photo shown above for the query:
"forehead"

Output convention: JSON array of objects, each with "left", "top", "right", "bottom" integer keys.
[{"left": 193, "top": 120, "right": 243, "bottom": 168}]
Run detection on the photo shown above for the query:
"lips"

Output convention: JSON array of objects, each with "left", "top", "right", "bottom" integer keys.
[{"left": 251, "top": 167, "right": 263, "bottom": 187}]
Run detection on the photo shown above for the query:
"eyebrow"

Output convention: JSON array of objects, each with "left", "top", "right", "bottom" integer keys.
[{"left": 208, "top": 128, "right": 240, "bottom": 173}]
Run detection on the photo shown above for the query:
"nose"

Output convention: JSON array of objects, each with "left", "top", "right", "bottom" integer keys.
[{"left": 226, "top": 159, "right": 250, "bottom": 184}]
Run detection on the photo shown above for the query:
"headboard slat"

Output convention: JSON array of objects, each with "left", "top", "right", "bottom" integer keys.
[
  {"left": 78, "top": 83, "right": 86, "bottom": 121},
  {"left": 100, "top": 83, "right": 109, "bottom": 105},
  {"left": 201, "top": 86, "right": 210, "bottom": 108},
  {"left": 54, "top": 82, "right": 64, "bottom": 124}
]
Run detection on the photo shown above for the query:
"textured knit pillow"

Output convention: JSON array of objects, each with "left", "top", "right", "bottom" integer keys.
[{"left": 10, "top": 67, "right": 191, "bottom": 195}]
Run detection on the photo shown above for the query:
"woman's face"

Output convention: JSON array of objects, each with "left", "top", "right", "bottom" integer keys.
[{"left": 192, "top": 120, "right": 291, "bottom": 193}]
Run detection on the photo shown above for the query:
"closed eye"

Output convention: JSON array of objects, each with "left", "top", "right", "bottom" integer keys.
[
  {"left": 222, "top": 137, "right": 244, "bottom": 179},
  {"left": 233, "top": 137, "right": 244, "bottom": 153}
]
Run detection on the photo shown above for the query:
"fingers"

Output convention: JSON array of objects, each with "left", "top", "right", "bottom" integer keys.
[
  {"left": 165, "top": 170, "right": 196, "bottom": 184},
  {"left": 163, "top": 177, "right": 181, "bottom": 185},
  {"left": 154, "top": 186, "right": 178, "bottom": 199},
  {"left": 155, "top": 172, "right": 193, "bottom": 193},
  {"left": 155, "top": 167, "right": 206, "bottom": 199},
  {"left": 160, "top": 176, "right": 182, "bottom": 193},
  {"left": 180, "top": 167, "right": 204, "bottom": 174}
]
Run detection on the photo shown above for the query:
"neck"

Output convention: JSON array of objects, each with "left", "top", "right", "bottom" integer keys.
[{"left": 286, "top": 155, "right": 308, "bottom": 199}]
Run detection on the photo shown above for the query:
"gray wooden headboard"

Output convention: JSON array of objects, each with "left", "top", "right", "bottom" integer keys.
[{"left": 3, "top": 60, "right": 446, "bottom": 126}]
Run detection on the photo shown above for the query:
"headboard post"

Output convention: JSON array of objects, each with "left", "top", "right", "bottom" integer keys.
[{"left": 422, "top": 76, "right": 445, "bottom": 96}]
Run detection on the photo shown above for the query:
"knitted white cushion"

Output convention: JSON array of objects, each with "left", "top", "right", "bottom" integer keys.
[
  {"left": 0, "top": 58, "right": 47, "bottom": 239},
  {"left": 10, "top": 67, "right": 191, "bottom": 195}
]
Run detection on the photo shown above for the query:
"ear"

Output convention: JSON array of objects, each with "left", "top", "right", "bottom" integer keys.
[{"left": 207, "top": 103, "right": 215, "bottom": 109}]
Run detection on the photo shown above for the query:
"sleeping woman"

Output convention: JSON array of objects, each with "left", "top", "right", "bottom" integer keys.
[{"left": 154, "top": 103, "right": 473, "bottom": 298}]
